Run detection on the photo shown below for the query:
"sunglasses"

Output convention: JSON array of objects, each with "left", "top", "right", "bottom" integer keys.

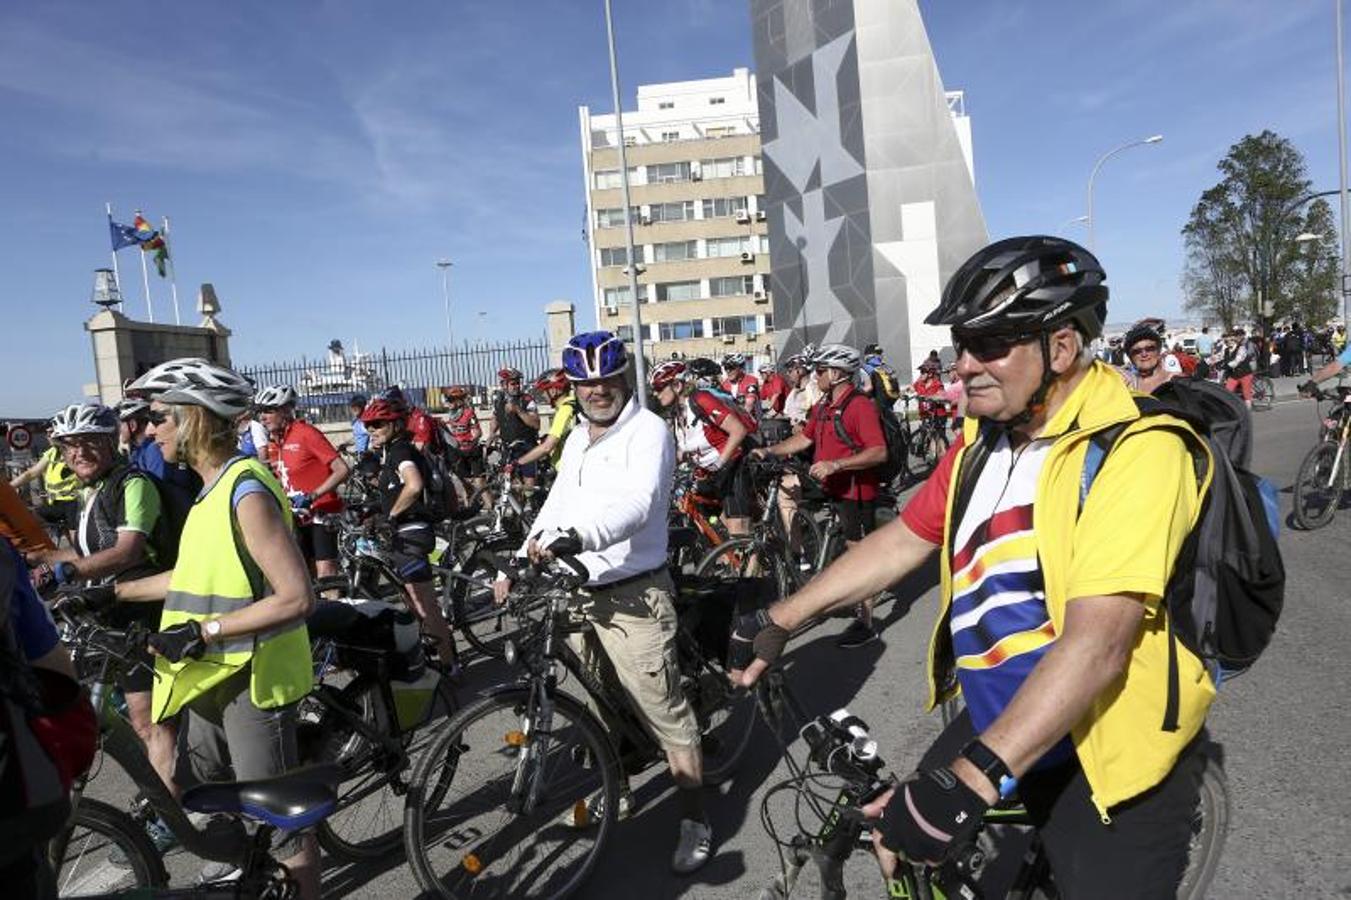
[
  {"left": 952, "top": 331, "right": 1037, "bottom": 363},
  {"left": 147, "top": 410, "right": 170, "bottom": 426},
  {"left": 1128, "top": 344, "right": 1160, "bottom": 357}
]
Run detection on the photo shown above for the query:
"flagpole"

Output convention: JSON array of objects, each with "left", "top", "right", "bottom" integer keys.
[
  {"left": 105, "top": 202, "right": 124, "bottom": 311},
  {"left": 162, "top": 216, "right": 181, "bottom": 325},
  {"left": 138, "top": 241, "right": 154, "bottom": 323}
]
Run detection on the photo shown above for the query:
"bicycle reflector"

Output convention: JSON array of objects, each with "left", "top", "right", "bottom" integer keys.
[
  {"left": 504, "top": 730, "right": 527, "bottom": 748},
  {"left": 461, "top": 853, "right": 483, "bottom": 875}
]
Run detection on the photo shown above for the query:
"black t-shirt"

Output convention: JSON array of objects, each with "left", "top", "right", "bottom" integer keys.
[
  {"left": 493, "top": 391, "right": 539, "bottom": 447},
  {"left": 377, "top": 436, "right": 432, "bottom": 524}
]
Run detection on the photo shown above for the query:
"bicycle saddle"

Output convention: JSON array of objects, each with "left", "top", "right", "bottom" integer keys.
[{"left": 182, "top": 763, "right": 342, "bottom": 831}]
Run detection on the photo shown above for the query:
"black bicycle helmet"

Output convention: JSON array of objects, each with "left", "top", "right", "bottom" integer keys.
[
  {"left": 1121, "top": 322, "right": 1164, "bottom": 354},
  {"left": 686, "top": 357, "right": 722, "bottom": 384},
  {"left": 927, "top": 236, "right": 1108, "bottom": 340}
]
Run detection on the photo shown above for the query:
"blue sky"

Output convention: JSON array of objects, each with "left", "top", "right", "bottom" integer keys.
[{"left": 0, "top": 0, "right": 1344, "bottom": 415}]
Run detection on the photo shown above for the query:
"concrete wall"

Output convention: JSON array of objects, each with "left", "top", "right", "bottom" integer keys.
[{"left": 85, "top": 308, "right": 232, "bottom": 404}]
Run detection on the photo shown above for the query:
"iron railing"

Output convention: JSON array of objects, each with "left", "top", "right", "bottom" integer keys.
[{"left": 239, "top": 338, "right": 552, "bottom": 424}]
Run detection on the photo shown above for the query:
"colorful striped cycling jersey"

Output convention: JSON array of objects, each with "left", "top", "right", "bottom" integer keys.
[{"left": 949, "top": 433, "right": 1072, "bottom": 768}]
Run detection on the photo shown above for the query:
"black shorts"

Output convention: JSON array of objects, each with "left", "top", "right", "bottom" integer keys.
[
  {"left": 695, "top": 456, "right": 752, "bottom": 519},
  {"left": 505, "top": 440, "right": 539, "bottom": 478},
  {"left": 38, "top": 500, "right": 79, "bottom": 533},
  {"left": 831, "top": 498, "right": 877, "bottom": 542},
  {"left": 104, "top": 601, "right": 164, "bottom": 694},
  {"left": 297, "top": 520, "right": 339, "bottom": 564},
  {"left": 450, "top": 446, "right": 486, "bottom": 479},
  {"left": 390, "top": 523, "right": 435, "bottom": 585}
]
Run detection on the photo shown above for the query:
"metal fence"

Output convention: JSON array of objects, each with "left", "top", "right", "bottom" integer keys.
[{"left": 239, "top": 337, "right": 552, "bottom": 424}]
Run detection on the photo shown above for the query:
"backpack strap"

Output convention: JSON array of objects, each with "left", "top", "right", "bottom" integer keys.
[{"left": 830, "top": 391, "right": 865, "bottom": 452}]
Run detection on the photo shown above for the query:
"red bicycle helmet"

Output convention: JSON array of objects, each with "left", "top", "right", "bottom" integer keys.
[
  {"left": 442, "top": 385, "right": 469, "bottom": 401},
  {"left": 533, "top": 368, "right": 569, "bottom": 395},
  {"left": 498, "top": 367, "right": 523, "bottom": 384},
  {"left": 359, "top": 398, "right": 404, "bottom": 424},
  {"left": 649, "top": 360, "right": 688, "bottom": 390}
]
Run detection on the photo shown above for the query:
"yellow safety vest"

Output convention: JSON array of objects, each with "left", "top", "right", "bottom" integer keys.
[
  {"left": 152, "top": 457, "right": 312, "bottom": 722},
  {"left": 41, "top": 446, "right": 80, "bottom": 502}
]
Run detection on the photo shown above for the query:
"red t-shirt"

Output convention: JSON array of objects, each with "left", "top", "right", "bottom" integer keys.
[
  {"left": 407, "top": 407, "right": 444, "bottom": 453},
  {"left": 803, "top": 388, "right": 887, "bottom": 500},
  {"left": 445, "top": 406, "right": 480, "bottom": 451},
  {"left": 760, "top": 371, "right": 789, "bottom": 415},
  {"left": 899, "top": 435, "right": 964, "bottom": 543},
  {"left": 686, "top": 390, "right": 746, "bottom": 459},
  {"left": 268, "top": 420, "right": 343, "bottom": 513}
]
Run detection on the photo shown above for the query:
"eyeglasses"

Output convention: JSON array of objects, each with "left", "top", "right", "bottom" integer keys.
[
  {"left": 952, "top": 331, "right": 1037, "bottom": 363},
  {"left": 147, "top": 410, "right": 170, "bottom": 426},
  {"left": 1128, "top": 344, "right": 1160, "bottom": 357}
]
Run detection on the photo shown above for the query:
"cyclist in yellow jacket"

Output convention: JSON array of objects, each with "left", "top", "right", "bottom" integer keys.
[
  {"left": 115, "top": 358, "right": 318, "bottom": 898},
  {"left": 737, "top": 237, "right": 1214, "bottom": 899}
]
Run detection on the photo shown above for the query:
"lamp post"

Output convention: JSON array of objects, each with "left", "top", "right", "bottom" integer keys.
[
  {"left": 436, "top": 258, "right": 454, "bottom": 347},
  {"left": 1337, "top": 0, "right": 1351, "bottom": 323},
  {"left": 1086, "top": 134, "right": 1163, "bottom": 251},
  {"left": 603, "top": 0, "right": 649, "bottom": 406}
]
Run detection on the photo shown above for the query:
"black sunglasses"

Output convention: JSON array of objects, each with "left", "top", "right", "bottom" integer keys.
[
  {"left": 1128, "top": 343, "right": 1160, "bottom": 356},
  {"left": 147, "top": 410, "right": 171, "bottom": 426},
  {"left": 952, "top": 331, "right": 1038, "bottom": 363}
]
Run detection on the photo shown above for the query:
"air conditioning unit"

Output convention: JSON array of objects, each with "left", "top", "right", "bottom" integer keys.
[
  {"left": 740, "top": 252, "right": 755, "bottom": 264},
  {"left": 735, "top": 210, "right": 751, "bottom": 224},
  {"left": 604, "top": 305, "right": 618, "bottom": 316},
  {"left": 755, "top": 210, "right": 766, "bottom": 222},
  {"left": 690, "top": 167, "right": 702, "bottom": 181},
  {"left": 722, "top": 334, "right": 736, "bottom": 344},
  {"left": 753, "top": 291, "right": 768, "bottom": 304},
  {"left": 747, "top": 333, "right": 758, "bottom": 343},
  {"left": 639, "top": 215, "right": 651, "bottom": 226}
]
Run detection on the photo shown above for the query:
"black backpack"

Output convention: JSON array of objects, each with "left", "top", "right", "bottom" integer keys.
[
  {"left": 95, "top": 464, "right": 192, "bottom": 571},
  {"left": 830, "top": 391, "right": 906, "bottom": 485},
  {"left": 1080, "top": 378, "right": 1284, "bottom": 731}
]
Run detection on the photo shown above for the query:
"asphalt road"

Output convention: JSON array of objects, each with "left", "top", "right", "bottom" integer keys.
[{"left": 78, "top": 389, "right": 1351, "bottom": 898}]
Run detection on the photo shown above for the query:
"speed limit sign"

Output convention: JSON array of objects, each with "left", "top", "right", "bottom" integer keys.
[{"left": 7, "top": 424, "right": 32, "bottom": 452}]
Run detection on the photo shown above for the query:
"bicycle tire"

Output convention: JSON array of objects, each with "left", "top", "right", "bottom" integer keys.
[
  {"left": 52, "top": 797, "right": 169, "bottom": 897},
  {"left": 1252, "top": 376, "right": 1275, "bottom": 411},
  {"left": 694, "top": 536, "right": 793, "bottom": 598},
  {"left": 448, "top": 545, "right": 530, "bottom": 659},
  {"left": 1176, "top": 752, "right": 1230, "bottom": 900},
  {"left": 405, "top": 688, "right": 620, "bottom": 900},
  {"left": 787, "top": 508, "right": 824, "bottom": 581},
  {"left": 1292, "top": 441, "right": 1342, "bottom": 530},
  {"left": 676, "top": 627, "right": 758, "bottom": 785}
]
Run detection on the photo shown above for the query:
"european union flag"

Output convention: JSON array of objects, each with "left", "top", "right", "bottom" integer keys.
[{"left": 110, "top": 219, "right": 142, "bottom": 251}]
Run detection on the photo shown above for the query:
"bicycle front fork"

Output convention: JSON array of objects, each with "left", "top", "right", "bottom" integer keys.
[{"left": 506, "top": 681, "right": 555, "bottom": 816}]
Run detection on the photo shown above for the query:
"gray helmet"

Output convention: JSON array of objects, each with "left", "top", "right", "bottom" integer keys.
[
  {"left": 128, "top": 358, "right": 255, "bottom": 420},
  {"left": 50, "top": 403, "right": 119, "bottom": 439},
  {"left": 810, "top": 344, "right": 862, "bottom": 374},
  {"left": 721, "top": 352, "right": 747, "bottom": 369},
  {"left": 115, "top": 397, "right": 152, "bottom": 421},
  {"left": 253, "top": 384, "right": 298, "bottom": 409}
]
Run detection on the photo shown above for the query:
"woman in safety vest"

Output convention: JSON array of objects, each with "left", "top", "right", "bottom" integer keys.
[{"left": 114, "top": 358, "right": 319, "bottom": 898}]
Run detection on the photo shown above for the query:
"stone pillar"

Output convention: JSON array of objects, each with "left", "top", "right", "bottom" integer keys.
[
  {"left": 545, "top": 300, "right": 576, "bottom": 364},
  {"left": 85, "top": 285, "right": 233, "bottom": 404}
]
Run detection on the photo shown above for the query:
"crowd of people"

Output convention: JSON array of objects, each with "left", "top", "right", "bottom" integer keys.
[{"left": 2, "top": 233, "right": 1273, "bottom": 898}]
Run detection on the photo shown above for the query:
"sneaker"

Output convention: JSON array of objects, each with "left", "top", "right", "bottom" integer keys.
[
  {"left": 560, "top": 788, "right": 635, "bottom": 828},
  {"left": 198, "top": 861, "right": 243, "bottom": 885},
  {"left": 836, "top": 620, "right": 878, "bottom": 649},
  {"left": 671, "top": 818, "right": 713, "bottom": 874}
]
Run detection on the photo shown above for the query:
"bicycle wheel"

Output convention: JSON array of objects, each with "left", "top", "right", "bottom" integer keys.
[
  {"left": 676, "top": 628, "right": 758, "bottom": 785},
  {"left": 912, "top": 424, "right": 949, "bottom": 479},
  {"left": 449, "top": 546, "right": 531, "bottom": 659},
  {"left": 52, "top": 798, "right": 168, "bottom": 897},
  {"left": 786, "top": 508, "right": 824, "bottom": 579},
  {"left": 1176, "top": 752, "right": 1230, "bottom": 900},
  {"left": 694, "top": 536, "right": 793, "bottom": 598},
  {"left": 1252, "top": 376, "right": 1275, "bottom": 411},
  {"left": 405, "top": 688, "right": 620, "bottom": 899},
  {"left": 1292, "top": 441, "right": 1342, "bottom": 530}
]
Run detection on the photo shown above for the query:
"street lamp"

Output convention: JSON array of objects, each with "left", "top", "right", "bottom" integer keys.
[
  {"left": 435, "top": 259, "right": 454, "bottom": 352},
  {"left": 1086, "top": 134, "right": 1163, "bottom": 251}
]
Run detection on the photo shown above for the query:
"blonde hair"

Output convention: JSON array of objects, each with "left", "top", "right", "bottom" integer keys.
[{"left": 171, "top": 404, "right": 238, "bottom": 468}]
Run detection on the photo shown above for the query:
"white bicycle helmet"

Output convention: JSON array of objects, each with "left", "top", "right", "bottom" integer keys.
[
  {"left": 721, "top": 352, "right": 747, "bottom": 368},
  {"left": 254, "top": 384, "right": 298, "bottom": 409},
  {"left": 50, "top": 403, "right": 119, "bottom": 439},
  {"left": 128, "top": 358, "right": 255, "bottom": 420},
  {"left": 810, "top": 344, "right": 862, "bottom": 374},
  {"left": 115, "top": 397, "right": 152, "bottom": 420}
]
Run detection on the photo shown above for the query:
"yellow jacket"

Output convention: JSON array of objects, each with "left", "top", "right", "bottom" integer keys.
[{"left": 927, "top": 361, "right": 1215, "bottom": 817}]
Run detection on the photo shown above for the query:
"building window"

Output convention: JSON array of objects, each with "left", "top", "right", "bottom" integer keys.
[
  {"left": 709, "top": 96, "right": 725, "bottom": 105},
  {"left": 648, "top": 200, "right": 695, "bottom": 223},
  {"left": 596, "top": 207, "right": 639, "bottom": 228},
  {"left": 701, "top": 196, "right": 747, "bottom": 219},
  {"left": 646, "top": 161, "right": 691, "bottom": 184},
  {"left": 699, "top": 156, "right": 746, "bottom": 179},
  {"left": 709, "top": 275, "right": 755, "bottom": 297},
  {"left": 711, "top": 315, "right": 761, "bottom": 337},
  {"left": 616, "top": 324, "right": 635, "bottom": 342},
  {"left": 705, "top": 125, "right": 735, "bottom": 138},
  {"left": 658, "top": 101, "right": 674, "bottom": 110},
  {"left": 764, "top": 312, "right": 774, "bottom": 332},
  {"left": 594, "top": 167, "right": 638, "bottom": 190},
  {"left": 600, "top": 246, "right": 640, "bottom": 267},
  {"left": 655, "top": 280, "right": 701, "bottom": 303},
  {"left": 661, "top": 130, "right": 681, "bottom": 142},
  {"left": 658, "top": 320, "right": 705, "bottom": 340},
  {"left": 604, "top": 285, "right": 645, "bottom": 307},
  {"left": 706, "top": 236, "right": 755, "bottom": 259},
  {"left": 651, "top": 240, "right": 697, "bottom": 263}
]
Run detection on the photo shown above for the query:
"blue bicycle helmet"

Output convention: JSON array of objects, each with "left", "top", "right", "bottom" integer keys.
[{"left": 562, "top": 331, "right": 629, "bottom": 381}]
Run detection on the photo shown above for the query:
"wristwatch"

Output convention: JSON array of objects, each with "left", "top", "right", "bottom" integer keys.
[
  {"left": 960, "top": 738, "right": 1015, "bottom": 797},
  {"left": 203, "top": 619, "right": 223, "bottom": 643}
]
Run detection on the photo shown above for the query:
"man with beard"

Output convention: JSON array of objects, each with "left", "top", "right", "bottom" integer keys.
[{"left": 492, "top": 330, "right": 711, "bottom": 875}]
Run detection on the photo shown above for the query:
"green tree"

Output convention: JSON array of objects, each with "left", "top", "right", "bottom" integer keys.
[{"left": 1180, "top": 130, "right": 1337, "bottom": 327}]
